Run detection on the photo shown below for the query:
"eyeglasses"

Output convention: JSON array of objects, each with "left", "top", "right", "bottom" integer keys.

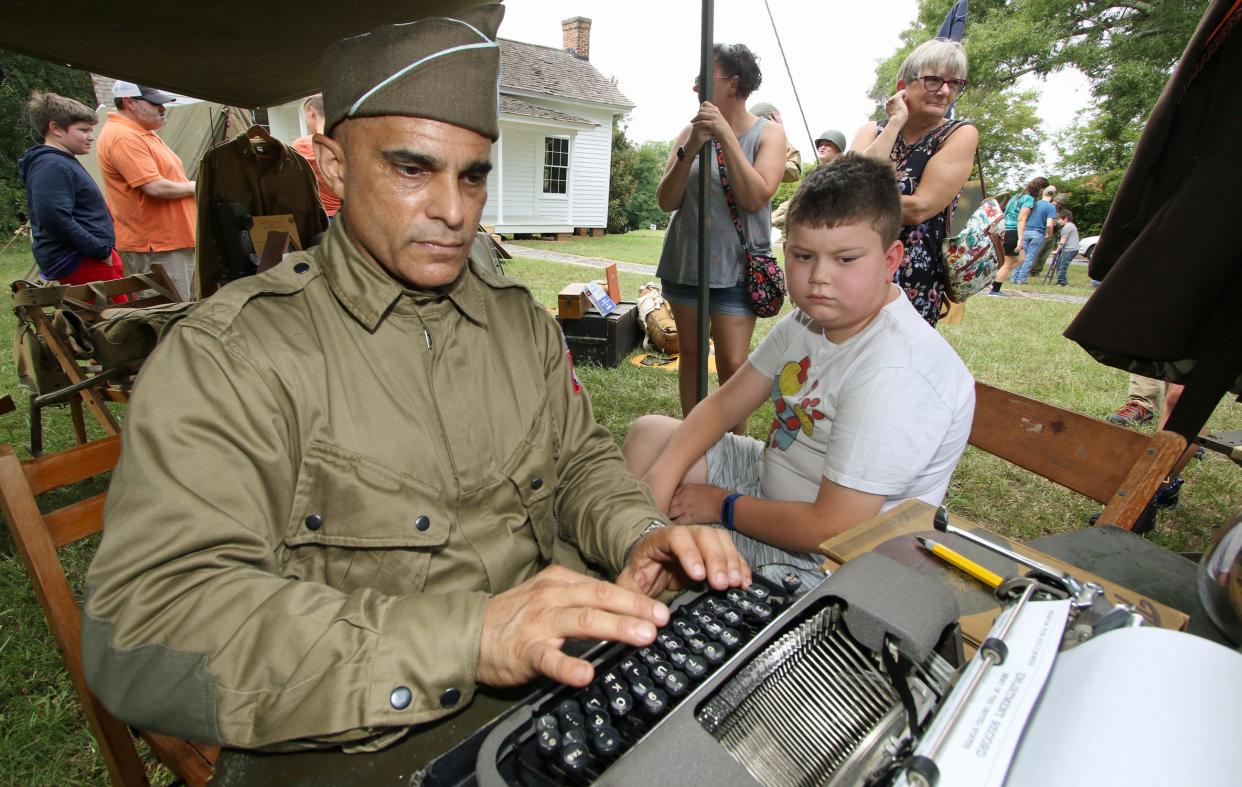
[
  {"left": 916, "top": 75, "right": 968, "bottom": 95},
  {"left": 693, "top": 75, "right": 735, "bottom": 89}
]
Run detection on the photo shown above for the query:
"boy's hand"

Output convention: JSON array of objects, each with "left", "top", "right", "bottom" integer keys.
[{"left": 668, "top": 483, "right": 730, "bottom": 526}]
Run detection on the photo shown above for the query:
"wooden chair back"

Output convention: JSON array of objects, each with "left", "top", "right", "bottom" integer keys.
[
  {"left": 969, "top": 382, "right": 1187, "bottom": 530},
  {"left": 10, "top": 265, "right": 184, "bottom": 454},
  {"left": 0, "top": 438, "right": 216, "bottom": 785}
]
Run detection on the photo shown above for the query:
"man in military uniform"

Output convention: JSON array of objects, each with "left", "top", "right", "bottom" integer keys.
[{"left": 83, "top": 4, "right": 748, "bottom": 752}]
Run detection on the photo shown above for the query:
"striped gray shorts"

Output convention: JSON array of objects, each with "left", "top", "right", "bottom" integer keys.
[{"left": 706, "top": 433, "right": 829, "bottom": 590}]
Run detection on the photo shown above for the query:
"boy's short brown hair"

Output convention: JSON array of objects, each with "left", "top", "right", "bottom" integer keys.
[
  {"left": 785, "top": 154, "right": 901, "bottom": 244},
  {"left": 1056, "top": 207, "right": 1073, "bottom": 220},
  {"left": 27, "top": 91, "right": 97, "bottom": 137}
]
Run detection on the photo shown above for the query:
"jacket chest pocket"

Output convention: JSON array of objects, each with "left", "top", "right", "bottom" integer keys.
[
  {"left": 499, "top": 405, "right": 560, "bottom": 561},
  {"left": 280, "top": 441, "right": 450, "bottom": 596}
]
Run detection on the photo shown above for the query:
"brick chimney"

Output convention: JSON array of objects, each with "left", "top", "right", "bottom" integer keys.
[{"left": 561, "top": 16, "right": 591, "bottom": 60}]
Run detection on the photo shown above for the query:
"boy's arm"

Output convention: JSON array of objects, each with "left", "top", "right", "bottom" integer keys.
[
  {"left": 643, "top": 362, "right": 770, "bottom": 512},
  {"left": 672, "top": 478, "right": 884, "bottom": 553}
]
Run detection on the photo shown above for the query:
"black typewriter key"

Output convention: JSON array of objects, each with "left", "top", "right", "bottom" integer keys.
[
  {"left": 688, "top": 607, "right": 713, "bottom": 626},
  {"left": 747, "top": 601, "right": 773, "bottom": 623},
  {"left": 628, "top": 676, "right": 654, "bottom": 698},
  {"left": 641, "top": 687, "right": 669, "bottom": 716},
  {"left": 536, "top": 728, "right": 560, "bottom": 754},
  {"left": 703, "top": 597, "right": 730, "bottom": 615},
  {"left": 657, "top": 632, "right": 685, "bottom": 654},
  {"left": 619, "top": 656, "right": 641, "bottom": 673},
  {"left": 719, "top": 627, "right": 743, "bottom": 650},
  {"left": 638, "top": 647, "right": 663, "bottom": 666},
  {"left": 557, "top": 699, "right": 582, "bottom": 718},
  {"left": 726, "top": 588, "right": 746, "bottom": 604},
  {"left": 735, "top": 595, "right": 755, "bottom": 613},
  {"left": 582, "top": 687, "right": 607, "bottom": 713},
  {"left": 535, "top": 713, "right": 559, "bottom": 733},
  {"left": 685, "top": 634, "right": 708, "bottom": 654},
  {"left": 620, "top": 661, "right": 648, "bottom": 681},
  {"left": 721, "top": 607, "right": 744, "bottom": 627},
  {"left": 560, "top": 740, "right": 590, "bottom": 773},
  {"left": 586, "top": 709, "right": 610, "bottom": 730},
  {"left": 592, "top": 725, "right": 621, "bottom": 756},
  {"left": 651, "top": 662, "right": 672, "bottom": 682},
  {"left": 667, "top": 648, "right": 689, "bottom": 667},
  {"left": 608, "top": 691, "right": 633, "bottom": 717},
  {"left": 747, "top": 584, "right": 771, "bottom": 601},
  {"left": 781, "top": 572, "right": 803, "bottom": 593},
  {"left": 563, "top": 727, "right": 588, "bottom": 747},
  {"left": 664, "top": 670, "right": 689, "bottom": 697},
  {"left": 684, "top": 654, "right": 708, "bottom": 679},
  {"left": 560, "top": 709, "right": 585, "bottom": 730},
  {"left": 702, "top": 616, "right": 724, "bottom": 638},
  {"left": 672, "top": 619, "right": 701, "bottom": 639},
  {"left": 702, "top": 641, "right": 727, "bottom": 665}
]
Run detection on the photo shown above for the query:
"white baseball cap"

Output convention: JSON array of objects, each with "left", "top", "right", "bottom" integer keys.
[{"left": 112, "top": 81, "right": 177, "bottom": 105}]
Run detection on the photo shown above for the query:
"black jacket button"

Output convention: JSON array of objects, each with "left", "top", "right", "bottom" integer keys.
[
  {"left": 440, "top": 687, "right": 461, "bottom": 708},
  {"left": 531, "top": 477, "right": 543, "bottom": 490},
  {"left": 294, "top": 261, "right": 310, "bottom": 274},
  {"left": 415, "top": 515, "right": 431, "bottom": 531},
  {"left": 304, "top": 514, "right": 323, "bottom": 531}
]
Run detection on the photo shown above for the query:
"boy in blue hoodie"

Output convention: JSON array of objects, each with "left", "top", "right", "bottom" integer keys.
[{"left": 18, "top": 91, "right": 121, "bottom": 285}]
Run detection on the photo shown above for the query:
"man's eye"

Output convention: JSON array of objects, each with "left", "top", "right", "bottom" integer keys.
[
  {"left": 463, "top": 173, "right": 488, "bottom": 186},
  {"left": 396, "top": 165, "right": 424, "bottom": 177}
]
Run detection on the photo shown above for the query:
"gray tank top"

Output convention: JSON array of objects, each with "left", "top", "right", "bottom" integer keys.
[{"left": 657, "top": 118, "right": 772, "bottom": 288}]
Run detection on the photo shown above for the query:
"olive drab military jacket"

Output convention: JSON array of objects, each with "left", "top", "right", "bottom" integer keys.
[{"left": 82, "top": 218, "right": 663, "bottom": 750}]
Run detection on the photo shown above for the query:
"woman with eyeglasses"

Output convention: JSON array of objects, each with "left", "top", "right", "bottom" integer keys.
[
  {"left": 655, "top": 43, "right": 787, "bottom": 431},
  {"left": 852, "top": 38, "right": 979, "bottom": 326}
]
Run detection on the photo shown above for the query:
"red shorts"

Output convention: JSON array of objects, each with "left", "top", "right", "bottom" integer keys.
[{"left": 58, "top": 250, "right": 128, "bottom": 303}]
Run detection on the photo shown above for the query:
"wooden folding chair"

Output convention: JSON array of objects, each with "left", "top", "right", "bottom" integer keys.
[
  {"left": 969, "top": 382, "right": 1187, "bottom": 530},
  {"left": 10, "top": 265, "right": 183, "bottom": 455},
  {"left": 0, "top": 438, "right": 217, "bottom": 785}
]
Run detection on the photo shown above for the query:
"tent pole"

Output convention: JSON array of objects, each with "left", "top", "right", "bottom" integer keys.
[{"left": 696, "top": 0, "right": 715, "bottom": 403}]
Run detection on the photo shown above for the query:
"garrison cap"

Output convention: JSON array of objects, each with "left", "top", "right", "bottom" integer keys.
[{"left": 321, "top": 3, "right": 504, "bottom": 140}]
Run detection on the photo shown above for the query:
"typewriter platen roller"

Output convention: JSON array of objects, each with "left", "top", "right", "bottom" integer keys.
[{"left": 476, "top": 553, "right": 963, "bottom": 787}]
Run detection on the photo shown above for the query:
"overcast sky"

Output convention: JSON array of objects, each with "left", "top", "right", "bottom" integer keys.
[{"left": 500, "top": 0, "right": 1090, "bottom": 171}]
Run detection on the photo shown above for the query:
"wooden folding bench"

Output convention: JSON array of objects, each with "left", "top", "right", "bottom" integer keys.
[
  {"left": 969, "top": 382, "right": 1187, "bottom": 530},
  {"left": 0, "top": 438, "right": 217, "bottom": 785},
  {"left": 10, "top": 267, "right": 183, "bottom": 455}
]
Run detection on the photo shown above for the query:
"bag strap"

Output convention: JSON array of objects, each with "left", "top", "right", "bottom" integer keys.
[{"left": 713, "top": 141, "right": 752, "bottom": 252}]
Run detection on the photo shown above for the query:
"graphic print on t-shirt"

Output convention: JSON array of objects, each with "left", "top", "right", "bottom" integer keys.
[{"left": 768, "top": 356, "right": 825, "bottom": 451}]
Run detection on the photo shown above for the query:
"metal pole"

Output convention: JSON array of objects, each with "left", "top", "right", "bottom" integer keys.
[
  {"left": 696, "top": 0, "right": 714, "bottom": 403},
  {"left": 762, "top": 0, "right": 816, "bottom": 161}
]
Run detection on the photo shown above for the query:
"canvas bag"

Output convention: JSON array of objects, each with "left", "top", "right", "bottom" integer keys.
[
  {"left": 637, "top": 283, "right": 678, "bottom": 354},
  {"left": 714, "top": 142, "right": 786, "bottom": 318},
  {"left": 940, "top": 196, "right": 1005, "bottom": 302}
]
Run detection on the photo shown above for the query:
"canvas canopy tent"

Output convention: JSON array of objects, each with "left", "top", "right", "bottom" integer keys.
[{"left": 0, "top": 0, "right": 481, "bottom": 107}]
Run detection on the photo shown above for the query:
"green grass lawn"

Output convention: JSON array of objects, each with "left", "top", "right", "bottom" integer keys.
[
  {"left": 504, "top": 229, "right": 667, "bottom": 264},
  {"left": 1, "top": 240, "right": 1239, "bottom": 784}
]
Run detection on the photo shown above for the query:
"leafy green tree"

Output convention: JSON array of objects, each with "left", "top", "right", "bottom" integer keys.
[
  {"left": 0, "top": 53, "right": 96, "bottom": 235},
  {"left": 628, "top": 140, "right": 671, "bottom": 230},
  {"left": 607, "top": 120, "right": 640, "bottom": 234}
]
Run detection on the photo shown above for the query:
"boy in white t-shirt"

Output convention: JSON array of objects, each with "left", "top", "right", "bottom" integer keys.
[{"left": 623, "top": 154, "right": 975, "bottom": 583}]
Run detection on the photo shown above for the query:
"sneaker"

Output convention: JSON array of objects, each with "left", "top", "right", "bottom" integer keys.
[
  {"left": 1105, "top": 402, "right": 1153, "bottom": 427},
  {"left": 1153, "top": 476, "right": 1183, "bottom": 509},
  {"left": 986, "top": 290, "right": 1004, "bottom": 297}
]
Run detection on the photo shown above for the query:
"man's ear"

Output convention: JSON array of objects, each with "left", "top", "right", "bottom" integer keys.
[
  {"left": 314, "top": 133, "right": 346, "bottom": 198},
  {"left": 884, "top": 239, "right": 904, "bottom": 278}
]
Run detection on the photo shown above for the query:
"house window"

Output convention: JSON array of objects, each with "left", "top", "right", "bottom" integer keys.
[{"left": 542, "top": 137, "right": 570, "bottom": 195}]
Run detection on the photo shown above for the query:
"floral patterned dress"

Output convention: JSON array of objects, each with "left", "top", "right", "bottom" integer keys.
[{"left": 876, "top": 119, "right": 971, "bottom": 326}]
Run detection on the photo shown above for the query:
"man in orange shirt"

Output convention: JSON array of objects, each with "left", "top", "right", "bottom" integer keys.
[
  {"left": 96, "top": 81, "right": 197, "bottom": 299},
  {"left": 290, "top": 94, "right": 341, "bottom": 217}
]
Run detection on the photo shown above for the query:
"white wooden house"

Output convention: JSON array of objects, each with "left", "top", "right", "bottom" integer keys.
[{"left": 485, "top": 17, "right": 634, "bottom": 235}]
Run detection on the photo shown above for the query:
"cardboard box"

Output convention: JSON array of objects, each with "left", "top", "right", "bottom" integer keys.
[
  {"left": 819, "top": 500, "right": 1190, "bottom": 648},
  {"left": 557, "top": 283, "right": 590, "bottom": 320}
]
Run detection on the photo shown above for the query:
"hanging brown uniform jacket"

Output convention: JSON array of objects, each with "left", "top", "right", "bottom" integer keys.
[
  {"left": 194, "top": 129, "right": 329, "bottom": 298},
  {"left": 1064, "top": 0, "right": 1242, "bottom": 401}
]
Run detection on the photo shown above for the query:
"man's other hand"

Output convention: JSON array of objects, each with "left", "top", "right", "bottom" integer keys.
[
  {"left": 618, "top": 525, "right": 750, "bottom": 598},
  {"left": 478, "top": 566, "right": 670, "bottom": 688}
]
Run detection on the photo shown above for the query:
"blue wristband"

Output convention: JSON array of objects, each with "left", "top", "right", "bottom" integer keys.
[{"left": 721, "top": 493, "right": 742, "bottom": 531}]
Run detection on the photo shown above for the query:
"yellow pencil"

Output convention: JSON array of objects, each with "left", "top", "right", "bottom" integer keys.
[{"left": 916, "top": 535, "right": 1003, "bottom": 589}]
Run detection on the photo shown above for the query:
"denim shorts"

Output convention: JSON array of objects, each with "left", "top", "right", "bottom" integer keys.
[{"left": 660, "top": 279, "right": 753, "bottom": 317}]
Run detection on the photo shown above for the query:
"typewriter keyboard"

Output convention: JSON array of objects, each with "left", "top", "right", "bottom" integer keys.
[{"left": 515, "top": 577, "right": 796, "bottom": 784}]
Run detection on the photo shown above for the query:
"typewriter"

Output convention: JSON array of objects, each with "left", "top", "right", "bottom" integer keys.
[{"left": 474, "top": 552, "right": 968, "bottom": 787}]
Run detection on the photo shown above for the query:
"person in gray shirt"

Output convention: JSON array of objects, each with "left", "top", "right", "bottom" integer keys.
[{"left": 1052, "top": 207, "right": 1080, "bottom": 286}]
